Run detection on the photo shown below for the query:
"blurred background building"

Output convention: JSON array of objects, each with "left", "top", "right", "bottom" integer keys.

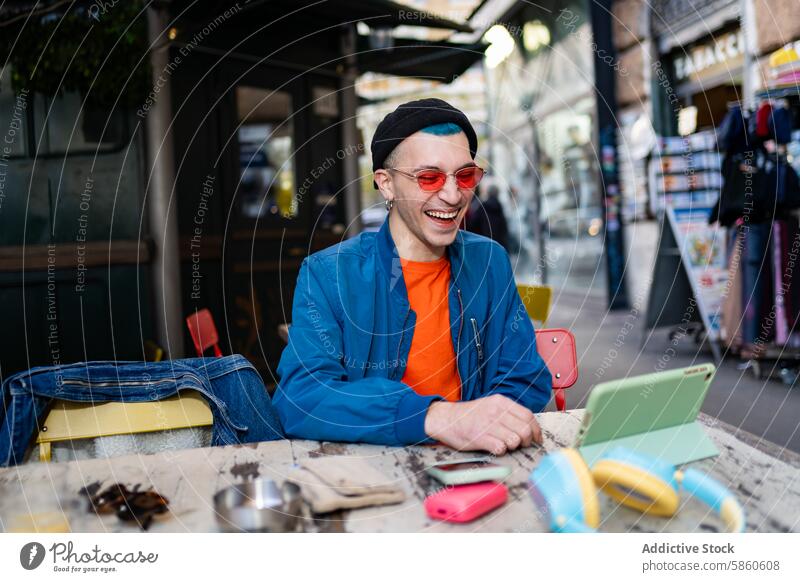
[
  {"left": 0, "top": 0, "right": 482, "bottom": 380},
  {"left": 3, "top": 0, "right": 800, "bottom": 398}
]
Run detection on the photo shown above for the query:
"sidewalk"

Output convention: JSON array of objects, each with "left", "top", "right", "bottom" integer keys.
[{"left": 543, "top": 289, "right": 800, "bottom": 455}]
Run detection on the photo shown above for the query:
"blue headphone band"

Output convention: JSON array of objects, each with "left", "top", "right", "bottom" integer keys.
[
  {"left": 529, "top": 449, "right": 600, "bottom": 533},
  {"left": 599, "top": 448, "right": 745, "bottom": 533},
  {"left": 676, "top": 467, "right": 746, "bottom": 533},
  {"left": 529, "top": 448, "right": 745, "bottom": 533}
]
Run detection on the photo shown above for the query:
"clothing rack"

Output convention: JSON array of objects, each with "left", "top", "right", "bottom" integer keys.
[{"left": 715, "top": 93, "right": 800, "bottom": 382}]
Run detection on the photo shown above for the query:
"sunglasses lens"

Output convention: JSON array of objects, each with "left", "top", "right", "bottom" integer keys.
[
  {"left": 91, "top": 483, "right": 129, "bottom": 514},
  {"left": 116, "top": 491, "right": 169, "bottom": 530},
  {"left": 455, "top": 167, "right": 484, "bottom": 189},
  {"left": 416, "top": 171, "right": 447, "bottom": 191},
  {"left": 85, "top": 484, "right": 170, "bottom": 531},
  {"left": 131, "top": 491, "right": 169, "bottom": 511}
]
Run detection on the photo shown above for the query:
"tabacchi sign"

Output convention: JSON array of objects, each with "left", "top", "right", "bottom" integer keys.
[{"left": 673, "top": 30, "right": 744, "bottom": 82}]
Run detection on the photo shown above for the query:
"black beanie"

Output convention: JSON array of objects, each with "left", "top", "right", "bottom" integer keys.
[{"left": 370, "top": 98, "right": 478, "bottom": 185}]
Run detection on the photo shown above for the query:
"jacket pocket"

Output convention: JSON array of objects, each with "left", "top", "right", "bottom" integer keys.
[{"left": 470, "top": 318, "right": 484, "bottom": 381}]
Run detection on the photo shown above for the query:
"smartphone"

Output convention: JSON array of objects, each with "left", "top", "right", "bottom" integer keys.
[
  {"left": 426, "top": 457, "right": 512, "bottom": 485},
  {"left": 424, "top": 482, "right": 508, "bottom": 523}
]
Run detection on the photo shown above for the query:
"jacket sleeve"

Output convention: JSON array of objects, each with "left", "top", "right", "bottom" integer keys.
[
  {"left": 484, "top": 251, "right": 552, "bottom": 412},
  {"left": 273, "top": 257, "right": 442, "bottom": 445}
]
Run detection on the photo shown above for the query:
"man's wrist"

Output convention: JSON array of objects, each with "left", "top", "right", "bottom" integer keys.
[{"left": 424, "top": 400, "right": 452, "bottom": 441}]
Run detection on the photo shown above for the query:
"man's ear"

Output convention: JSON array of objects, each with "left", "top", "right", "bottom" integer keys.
[{"left": 374, "top": 169, "right": 394, "bottom": 202}]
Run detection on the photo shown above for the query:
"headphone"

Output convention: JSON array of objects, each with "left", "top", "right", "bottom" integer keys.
[{"left": 529, "top": 447, "right": 745, "bottom": 533}]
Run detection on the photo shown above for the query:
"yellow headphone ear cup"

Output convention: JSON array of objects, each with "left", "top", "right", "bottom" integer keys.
[
  {"left": 592, "top": 460, "right": 680, "bottom": 517},
  {"left": 561, "top": 449, "right": 600, "bottom": 529}
]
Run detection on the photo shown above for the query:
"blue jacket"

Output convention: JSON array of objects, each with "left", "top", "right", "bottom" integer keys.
[
  {"left": 274, "top": 218, "right": 551, "bottom": 445},
  {"left": 0, "top": 355, "right": 284, "bottom": 466}
]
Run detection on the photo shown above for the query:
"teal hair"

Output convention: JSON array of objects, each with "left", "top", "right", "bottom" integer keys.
[
  {"left": 421, "top": 122, "right": 463, "bottom": 135},
  {"left": 383, "top": 122, "right": 464, "bottom": 168}
]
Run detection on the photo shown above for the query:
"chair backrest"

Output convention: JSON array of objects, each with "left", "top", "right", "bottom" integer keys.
[
  {"left": 186, "top": 308, "right": 222, "bottom": 357},
  {"left": 517, "top": 284, "right": 553, "bottom": 326},
  {"left": 535, "top": 328, "right": 578, "bottom": 412},
  {"left": 35, "top": 392, "right": 213, "bottom": 462}
]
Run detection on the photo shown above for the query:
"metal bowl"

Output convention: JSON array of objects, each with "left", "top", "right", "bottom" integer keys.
[{"left": 213, "top": 479, "right": 302, "bottom": 533}]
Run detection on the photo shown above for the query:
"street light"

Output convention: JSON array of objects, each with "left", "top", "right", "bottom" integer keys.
[
  {"left": 523, "top": 20, "right": 550, "bottom": 53},
  {"left": 483, "top": 24, "right": 515, "bottom": 69}
]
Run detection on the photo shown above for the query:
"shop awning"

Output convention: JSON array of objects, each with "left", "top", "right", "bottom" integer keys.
[
  {"left": 1, "top": 0, "right": 482, "bottom": 83},
  {"left": 1, "top": 0, "right": 473, "bottom": 33},
  {"left": 357, "top": 36, "right": 487, "bottom": 81},
  {"left": 168, "top": 0, "right": 473, "bottom": 33},
  {"left": 170, "top": 0, "right": 480, "bottom": 81}
]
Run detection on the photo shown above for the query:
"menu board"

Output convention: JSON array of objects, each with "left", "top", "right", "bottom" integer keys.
[{"left": 666, "top": 207, "right": 728, "bottom": 340}]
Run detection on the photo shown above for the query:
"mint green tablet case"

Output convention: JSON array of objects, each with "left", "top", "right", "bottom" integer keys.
[{"left": 575, "top": 364, "right": 719, "bottom": 467}]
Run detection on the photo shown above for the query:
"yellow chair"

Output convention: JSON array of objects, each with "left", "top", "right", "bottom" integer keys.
[
  {"left": 35, "top": 342, "right": 213, "bottom": 462},
  {"left": 35, "top": 393, "right": 213, "bottom": 462},
  {"left": 143, "top": 339, "right": 164, "bottom": 363},
  {"left": 517, "top": 284, "right": 553, "bottom": 326}
]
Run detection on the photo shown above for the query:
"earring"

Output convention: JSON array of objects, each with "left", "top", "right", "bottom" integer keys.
[{"left": 385, "top": 199, "right": 393, "bottom": 211}]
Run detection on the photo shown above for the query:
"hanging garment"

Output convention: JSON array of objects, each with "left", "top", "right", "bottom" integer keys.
[
  {"left": 721, "top": 226, "right": 744, "bottom": 349},
  {"left": 770, "top": 105, "right": 793, "bottom": 145},
  {"left": 755, "top": 102, "right": 773, "bottom": 138},
  {"left": 775, "top": 157, "right": 800, "bottom": 212},
  {"left": 710, "top": 155, "right": 742, "bottom": 226},
  {"left": 750, "top": 153, "right": 778, "bottom": 223},
  {"left": 710, "top": 154, "right": 769, "bottom": 226},
  {"left": 771, "top": 217, "right": 800, "bottom": 347},
  {"left": 789, "top": 217, "right": 800, "bottom": 348},
  {"left": 773, "top": 220, "right": 789, "bottom": 345},
  {"left": 717, "top": 105, "right": 750, "bottom": 155},
  {"left": 741, "top": 222, "right": 773, "bottom": 346}
]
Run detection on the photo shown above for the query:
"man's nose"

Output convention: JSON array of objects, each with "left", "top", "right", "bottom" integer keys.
[{"left": 437, "top": 176, "right": 463, "bottom": 206}]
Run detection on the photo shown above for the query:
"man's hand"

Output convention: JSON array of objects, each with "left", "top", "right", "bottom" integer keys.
[{"left": 423, "top": 394, "right": 543, "bottom": 455}]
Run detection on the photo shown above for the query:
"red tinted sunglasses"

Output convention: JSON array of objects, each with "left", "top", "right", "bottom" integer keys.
[{"left": 388, "top": 166, "right": 485, "bottom": 192}]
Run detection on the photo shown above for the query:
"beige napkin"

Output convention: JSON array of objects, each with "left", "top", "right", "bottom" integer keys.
[{"left": 288, "top": 456, "right": 406, "bottom": 514}]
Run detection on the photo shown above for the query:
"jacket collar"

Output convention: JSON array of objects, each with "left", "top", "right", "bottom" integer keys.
[{"left": 376, "top": 217, "right": 466, "bottom": 290}]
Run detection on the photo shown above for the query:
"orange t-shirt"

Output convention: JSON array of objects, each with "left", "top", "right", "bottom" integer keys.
[{"left": 400, "top": 257, "right": 461, "bottom": 402}]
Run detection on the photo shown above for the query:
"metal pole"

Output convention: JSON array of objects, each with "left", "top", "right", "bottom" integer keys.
[
  {"left": 145, "top": 6, "right": 184, "bottom": 358},
  {"left": 740, "top": 0, "right": 758, "bottom": 111},
  {"left": 524, "top": 99, "right": 546, "bottom": 284},
  {"left": 340, "top": 25, "right": 362, "bottom": 236},
  {"left": 482, "top": 60, "right": 495, "bottom": 171},
  {"left": 590, "top": 0, "right": 630, "bottom": 310},
  {"left": 532, "top": 127, "right": 546, "bottom": 284}
]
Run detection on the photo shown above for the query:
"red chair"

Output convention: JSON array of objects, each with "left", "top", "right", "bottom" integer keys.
[
  {"left": 535, "top": 328, "right": 578, "bottom": 412},
  {"left": 186, "top": 308, "right": 222, "bottom": 357}
]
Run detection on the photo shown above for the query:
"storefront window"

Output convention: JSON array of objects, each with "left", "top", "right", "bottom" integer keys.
[
  {"left": 0, "top": 71, "right": 28, "bottom": 158},
  {"left": 0, "top": 81, "right": 128, "bottom": 158},
  {"left": 479, "top": 0, "right": 607, "bottom": 293},
  {"left": 537, "top": 100, "right": 605, "bottom": 293},
  {"left": 235, "top": 87, "right": 296, "bottom": 220},
  {"left": 38, "top": 91, "right": 126, "bottom": 155}
]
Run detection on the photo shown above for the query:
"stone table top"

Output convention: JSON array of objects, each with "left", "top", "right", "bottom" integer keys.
[{"left": 1, "top": 411, "right": 798, "bottom": 532}]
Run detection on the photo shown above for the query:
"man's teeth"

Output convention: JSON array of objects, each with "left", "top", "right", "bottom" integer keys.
[{"left": 425, "top": 210, "right": 458, "bottom": 219}]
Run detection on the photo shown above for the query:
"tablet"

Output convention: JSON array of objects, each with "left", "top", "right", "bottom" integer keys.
[{"left": 574, "top": 364, "right": 719, "bottom": 466}]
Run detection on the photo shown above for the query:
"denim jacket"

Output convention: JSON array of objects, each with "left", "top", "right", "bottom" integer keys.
[
  {"left": 0, "top": 355, "right": 284, "bottom": 466},
  {"left": 274, "top": 218, "right": 552, "bottom": 445}
]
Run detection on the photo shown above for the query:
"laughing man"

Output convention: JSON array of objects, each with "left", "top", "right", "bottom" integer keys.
[{"left": 274, "top": 99, "right": 551, "bottom": 455}]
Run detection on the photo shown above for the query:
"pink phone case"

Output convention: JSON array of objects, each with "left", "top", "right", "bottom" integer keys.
[{"left": 424, "top": 482, "right": 508, "bottom": 523}]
